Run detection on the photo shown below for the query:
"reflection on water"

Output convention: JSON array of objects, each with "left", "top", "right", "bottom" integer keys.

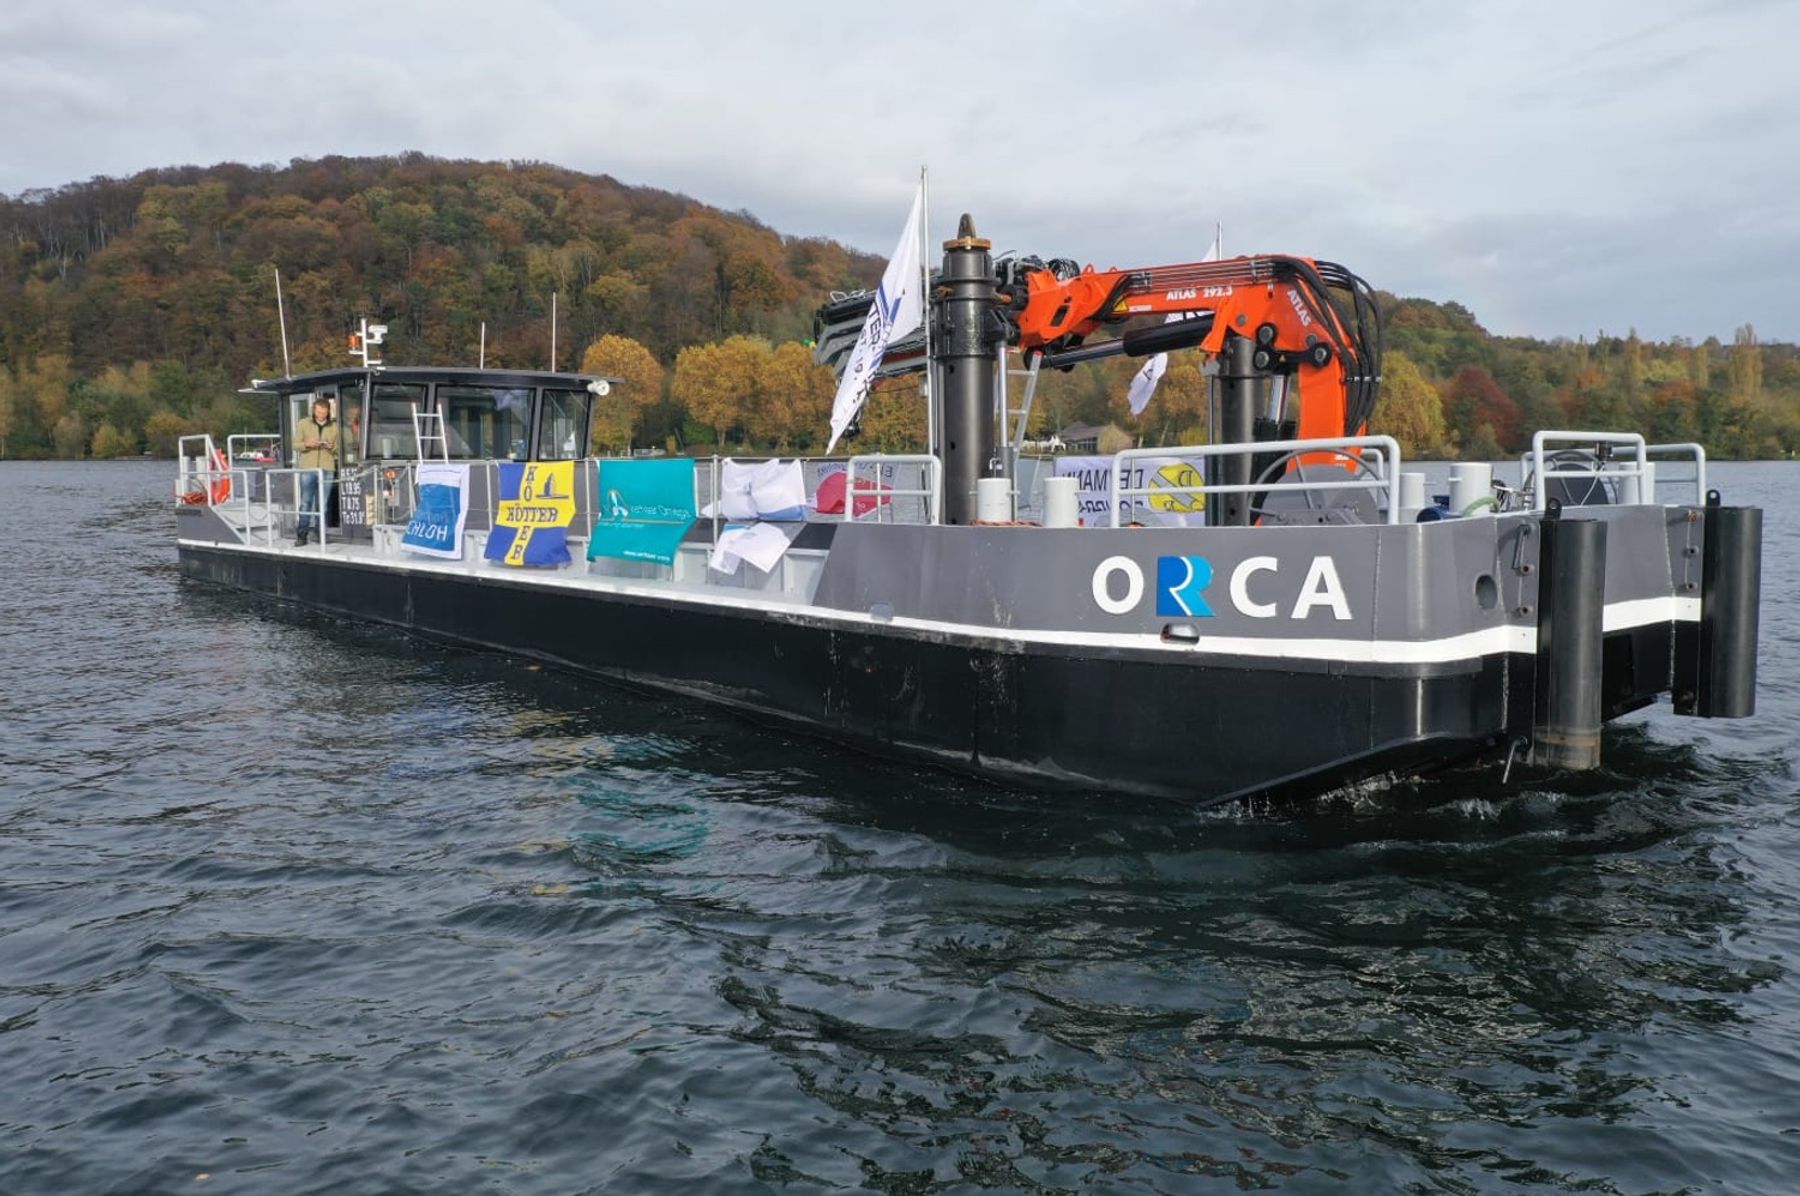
[{"left": 1, "top": 461, "right": 1797, "bottom": 1193}]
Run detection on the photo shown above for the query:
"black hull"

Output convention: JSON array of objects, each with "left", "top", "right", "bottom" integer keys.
[{"left": 179, "top": 545, "right": 1522, "bottom": 805}]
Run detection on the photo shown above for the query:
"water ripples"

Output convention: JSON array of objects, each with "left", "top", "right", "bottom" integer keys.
[{"left": 1, "top": 461, "right": 1798, "bottom": 1192}]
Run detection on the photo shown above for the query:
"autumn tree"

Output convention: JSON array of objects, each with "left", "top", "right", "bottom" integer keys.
[
  {"left": 1688, "top": 340, "right": 1712, "bottom": 390},
  {"left": 754, "top": 341, "right": 836, "bottom": 450},
  {"left": 1149, "top": 355, "right": 1211, "bottom": 446},
  {"left": 1444, "top": 366, "right": 1521, "bottom": 451},
  {"left": 1372, "top": 351, "right": 1454, "bottom": 458},
  {"left": 580, "top": 334, "right": 664, "bottom": 404},
  {"left": 1621, "top": 328, "right": 1644, "bottom": 403},
  {"left": 1730, "top": 323, "right": 1763, "bottom": 402},
  {"left": 671, "top": 335, "right": 769, "bottom": 446},
  {"left": 855, "top": 375, "right": 928, "bottom": 453},
  {"left": 581, "top": 333, "right": 666, "bottom": 453}
]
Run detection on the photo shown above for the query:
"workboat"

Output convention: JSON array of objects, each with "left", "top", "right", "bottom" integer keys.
[{"left": 174, "top": 216, "right": 1762, "bottom": 803}]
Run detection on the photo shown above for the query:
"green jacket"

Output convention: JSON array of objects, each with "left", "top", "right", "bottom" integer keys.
[{"left": 294, "top": 417, "right": 341, "bottom": 472}]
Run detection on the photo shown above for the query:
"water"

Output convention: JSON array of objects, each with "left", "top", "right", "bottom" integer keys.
[{"left": 2, "top": 460, "right": 1797, "bottom": 1194}]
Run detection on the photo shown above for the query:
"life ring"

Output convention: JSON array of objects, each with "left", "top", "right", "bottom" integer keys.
[{"left": 207, "top": 446, "right": 232, "bottom": 504}]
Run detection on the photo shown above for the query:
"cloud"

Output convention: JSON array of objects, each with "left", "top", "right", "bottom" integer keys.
[{"left": 3, "top": 0, "right": 1797, "bottom": 339}]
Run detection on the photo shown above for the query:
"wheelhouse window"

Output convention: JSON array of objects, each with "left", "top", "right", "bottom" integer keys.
[
  {"left": 537, "top": 388, "right": 592, "bottom": 460},
  {"left": 287, "top": 390, "right": 336, "bottom": 465},
  {"left": 339, "top": 381, "right": 366, "bottom": 466},
  {"left": 438, "top": 384, "right": 531, "bottom": 460},
  {"left": 368, "top": 382, "right": 427, "bottom": 459}
]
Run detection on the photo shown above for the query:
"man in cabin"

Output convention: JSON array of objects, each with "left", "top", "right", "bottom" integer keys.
[{"left": 294, "top": 395, "right": 340, "bottom": 546}]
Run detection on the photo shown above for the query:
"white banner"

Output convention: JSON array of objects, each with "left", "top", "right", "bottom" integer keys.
[
  {"left": 825, "top": 186, "right": 925, "bottom": 452},
  {"left": 708, "top": 521, "right": 797, "bottom": 576},
  {"left": 1053, "top": 455, "right": 1207, "bottom": 528}
]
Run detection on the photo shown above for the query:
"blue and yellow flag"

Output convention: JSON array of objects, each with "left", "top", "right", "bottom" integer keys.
[
  {"left": 588, "top": 458, "right": 697, "bottom": 566},
  {"left": 485, "top": 461, "right": 576, "bottom": 567}
]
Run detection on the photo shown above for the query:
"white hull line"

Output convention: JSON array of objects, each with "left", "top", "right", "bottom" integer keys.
[
  {"left": 1603, "top": 595, "right": 1701, "bottom": 631},
  {"left": 179, "top": 539, "right": 1692, "bottom": 667}
]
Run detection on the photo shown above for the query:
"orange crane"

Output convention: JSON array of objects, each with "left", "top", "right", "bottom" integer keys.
[{"left": 995, "top": 253, "right": 1383, "bottom": 444}]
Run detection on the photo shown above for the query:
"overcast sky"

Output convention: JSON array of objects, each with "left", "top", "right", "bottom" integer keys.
[{"left": 3, "top": 0, "right": 1795, "bottom": 341}]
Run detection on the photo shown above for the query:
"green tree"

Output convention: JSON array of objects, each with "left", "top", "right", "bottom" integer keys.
[
  {"left": 90, "top": 422, "right": 134, "bottom": 457},
  {"left": 0, "top": 369, "right": 15, "bottom": 458},
  {"left": 143, "top": 408, "right": 196, "bottom": 457},
  {"left": 52, "top": 412, "right": 87, "bottom": 458}
]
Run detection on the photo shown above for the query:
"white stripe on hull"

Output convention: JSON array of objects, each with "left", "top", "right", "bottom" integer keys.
[{"left": 179, "top": 539, "right": 1698, "bottom": 667}]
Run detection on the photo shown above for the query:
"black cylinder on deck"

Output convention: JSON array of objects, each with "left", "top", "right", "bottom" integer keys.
[
  {"left": 935, "top": 215, "right": 998, "bottom": 525},
  {"left": 1530, "top": 515, "right": 1607, "bottom": 770},
  {"left": 1207, "top": 335, "right": 1258, "bottom": 527},
  {"left": 1689, "top": 502, "right": 1761, "bottom": 718}
]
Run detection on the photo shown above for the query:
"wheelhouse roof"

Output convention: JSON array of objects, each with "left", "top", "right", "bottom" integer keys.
[{"left": 242, "top": 367, "right": 619, "bottom": 396}]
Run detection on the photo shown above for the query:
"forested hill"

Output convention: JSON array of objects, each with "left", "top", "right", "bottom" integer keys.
[
  {"left": 1, "top": 153, "right": 1795, "bottom": 460},
  {"left": 0, "top": 154, "right": 878, "bottom": 457}
]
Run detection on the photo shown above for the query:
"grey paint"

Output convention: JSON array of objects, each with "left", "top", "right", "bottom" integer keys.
[
  {"left": 809, "top": 517, "right": 1546, "bottom": 641},
  {"left": 182, "top": 491, "right": 1694, "bottom": 650}
]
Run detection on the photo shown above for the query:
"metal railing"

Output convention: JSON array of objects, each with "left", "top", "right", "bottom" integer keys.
[
  {"left": 226, "top": 433, "right": 283, "bottom": 463},
  {"left": 845, "top": 454, "right": 942, "bottom": 524},
  {"left": 1646, "top": 442, "right": 1708, "bottom": 505},
  {"left": 1109, "top": 436, "right": 1403, "bottom": 527},
  {"left": 175, "top": 434, "right": 222, "bottom": 503},
  {"left": 1527, "top": 431, "right": 1650, "bottom": 510},
  {"left": 245, "top": 467, "right": 333, "bottom": 552}
]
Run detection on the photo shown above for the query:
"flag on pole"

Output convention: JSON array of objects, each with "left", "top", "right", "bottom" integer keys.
[
  {"left": 1126, "top": 352, "right": 1168, "bottom": 416},
  {"left": 825, "top": 186, "right": 925, "bottom": 453},
  {"left": 1126, "top": 224, "right": 1223, "bottom": 416}
]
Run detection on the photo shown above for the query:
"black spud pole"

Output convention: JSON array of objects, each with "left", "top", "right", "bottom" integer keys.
[{"left": 935, "top": 214, "right": 998, "bottom": 525}]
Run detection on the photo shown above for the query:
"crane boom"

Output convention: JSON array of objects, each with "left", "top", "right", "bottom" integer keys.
[{"left": 996, "top": 254, "right": 1383, "bottom": 442}]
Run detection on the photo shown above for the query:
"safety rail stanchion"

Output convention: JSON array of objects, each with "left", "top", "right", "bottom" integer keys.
[
  {"left": 316, "top": 468, "right": 328, "bottom": 552},
  {"left": 1529, "top": 430, "right": 1649, "bottom": 511},
  {"left": 1645, "top": 442, "right": 1707, "bottom": 506},
  {"left": 1108, "top": 436, "right": 1403, "bottom": 527},
  {"left": 845, "top": 454, "right": 942, "bottom": 525}
]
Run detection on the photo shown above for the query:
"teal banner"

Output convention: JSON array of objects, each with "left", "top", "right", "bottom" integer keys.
[{"left": 588, "top": 458, "right": 697, "bottom": 566}]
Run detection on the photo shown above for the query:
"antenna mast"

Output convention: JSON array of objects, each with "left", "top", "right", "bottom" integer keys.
[
  {"left": 349, "top": 316, "right": 387, "bottom": 368},
  {"left": 273, "top": 267, "right": 293, "bottom": 378}
]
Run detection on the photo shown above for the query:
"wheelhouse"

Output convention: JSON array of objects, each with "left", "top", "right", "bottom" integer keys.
[{"left": 250, "top": 367, "right": 607, "bottom": 467}]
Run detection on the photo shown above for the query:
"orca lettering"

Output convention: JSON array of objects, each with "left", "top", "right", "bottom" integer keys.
[
  {"left": 1092, "top": 553, "right": 1352, "bottom": 621},
  {"left": 1229, "top": 556, "right": 1279, "bottom": 618},
  {"left": 1291, "top": 556, "right": 1352, "bottom": 620},
  {"left": 1091, "top": 555, "right": 1144, "bottom": 615}
]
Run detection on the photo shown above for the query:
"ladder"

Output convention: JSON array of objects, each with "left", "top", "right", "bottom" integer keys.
[{"left": 411, "top": 405, "right": 449, "bottom": 462}]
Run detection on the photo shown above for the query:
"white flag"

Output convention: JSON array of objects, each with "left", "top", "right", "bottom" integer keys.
[
  {"left": 826, "top": 185, "right": 925, "bottom": 453},
  {"left": 1127, "top": 224, "right": 1222, "bottom": 416},
  {"left": 1126, "top": 352, "right": 1167, "bottom": 415}
]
